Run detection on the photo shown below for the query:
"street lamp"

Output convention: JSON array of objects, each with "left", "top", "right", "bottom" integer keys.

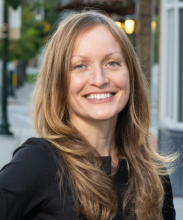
[
  {"left": 0, "top": 0, "right": 21, "bottom": 135},
  {"left": 125, "top": 20, "right": 135, "bottom": 35},
  {"left": 0, "top": 0, "right": 12, "bottom": 135},
  {"left": 115, "top": 20, "right": 135, "bottom": 35}
]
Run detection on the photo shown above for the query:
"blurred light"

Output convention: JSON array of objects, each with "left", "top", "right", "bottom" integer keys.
[
  {"left": 151, "top": 21, "right": 156, "bottom": 31},
  {"left": 35, "top": 14, "right": 42, "bottom": 21},
  {"left": 125, "top": 20, "right": 135, "bottom": 34},
  {"left": 115, "top": 21, "right": 125, "bottom": 30},
  {"left": 115, "top": 21, "right": 122, "bottom": 28},
  {"left": 39, "top": 20, "right": 51, "bottom": 33}
]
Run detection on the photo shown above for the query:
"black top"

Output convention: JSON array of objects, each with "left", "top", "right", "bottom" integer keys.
[{"left": 0, "top": 138, "right": 176, "bottom": 220}]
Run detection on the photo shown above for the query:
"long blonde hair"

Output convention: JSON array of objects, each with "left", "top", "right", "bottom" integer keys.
[{"left": 33, "top": 10, "right": 175, "bottom": 220}]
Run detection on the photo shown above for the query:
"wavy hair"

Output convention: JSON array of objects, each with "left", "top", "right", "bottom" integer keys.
[{"left": 32, "top": 10, "right": 176, "bottom": 220}]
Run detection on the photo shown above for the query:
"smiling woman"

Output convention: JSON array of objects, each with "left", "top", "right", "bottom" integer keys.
[
  {"left": 68, "top": 25, "right": 130, "bottom": 126},
  {"left": 0, "top": 10, "right": 177, "bottom": 220}
]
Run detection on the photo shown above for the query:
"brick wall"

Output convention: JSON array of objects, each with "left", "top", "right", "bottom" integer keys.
[{"left": 136, "top": 0, "right": 153, "bottom": 84}]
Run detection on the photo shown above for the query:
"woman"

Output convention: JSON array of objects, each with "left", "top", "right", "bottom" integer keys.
[{"left": 0, "top": 11, "right": 176, "bottom": 220}]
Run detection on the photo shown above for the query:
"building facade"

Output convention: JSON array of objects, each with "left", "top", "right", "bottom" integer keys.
[{"left": 159, "top": 0, "right": 183, "bottom": 196}]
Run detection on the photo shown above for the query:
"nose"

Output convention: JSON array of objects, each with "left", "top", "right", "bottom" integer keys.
[{"left": 89, "top": 65, "right": 109, "bottom": 87}]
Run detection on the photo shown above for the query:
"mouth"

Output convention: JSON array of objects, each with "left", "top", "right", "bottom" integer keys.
[{"left": 85, "top": 93, "right": 115, "bottom": 100}]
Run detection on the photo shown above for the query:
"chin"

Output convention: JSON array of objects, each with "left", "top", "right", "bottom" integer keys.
[{"left": 91, "top": 113, "right": 118, "bottom": 121}]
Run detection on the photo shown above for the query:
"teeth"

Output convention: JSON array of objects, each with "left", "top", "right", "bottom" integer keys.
[{"left": 86, "top": 93, "right": 113, "bottom": 100}]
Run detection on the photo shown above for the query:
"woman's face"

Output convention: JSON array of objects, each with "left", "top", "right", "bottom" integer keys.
[{"left": 68, "top": 25, "right": 130, "bottom": 124}]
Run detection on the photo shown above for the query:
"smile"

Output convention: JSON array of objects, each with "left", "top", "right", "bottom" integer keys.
[{"left": 86, "top": 93, "right": 114, "bottom": 100}]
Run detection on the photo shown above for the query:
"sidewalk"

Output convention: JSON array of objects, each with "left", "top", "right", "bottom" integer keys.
[
  {"left": 0, "top": 83, "right": 183, "bottom": 219},
  {"left": 0, "top": 83, "right": 36, "bottom": 169}
]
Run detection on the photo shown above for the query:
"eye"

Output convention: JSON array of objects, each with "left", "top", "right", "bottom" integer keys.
[
  {"left": 75, "top": 64, "right": 85, "bottom": 69},
  {"left": 108, "top": 61, "right": 120, "bottom": 67}
]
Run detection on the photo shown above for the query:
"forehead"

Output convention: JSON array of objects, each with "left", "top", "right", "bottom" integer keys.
[{"left": 72, "top": 25, "right": 121, "bottom": 55}]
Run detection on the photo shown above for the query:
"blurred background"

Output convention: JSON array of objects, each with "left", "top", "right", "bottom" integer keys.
[{"left": 0, "top": 0, "right": 183, "bottom": 218}]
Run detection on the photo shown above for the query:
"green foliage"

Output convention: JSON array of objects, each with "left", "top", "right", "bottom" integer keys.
[
  {"left": 24, "top": 73, "right": 38, "bottom": 83},
  {"left": 0, "top": 42, "right": 2, "bottom": 57},
  {"left": 5, "top": 0, "right": 22, "bottom": 9},
  {"left": 8, "top": 4, "right": 43, "bottom": 61},
  {"left": 0, "top": 0, "right": 59, "bottom": 62},
  {"left": 9, "top": 28, "right": 42, "bottom": 60}
]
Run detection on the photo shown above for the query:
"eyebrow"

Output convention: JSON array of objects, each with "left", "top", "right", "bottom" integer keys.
[{"left": 71, "top": 52, "right": 123, "bottom": 59}]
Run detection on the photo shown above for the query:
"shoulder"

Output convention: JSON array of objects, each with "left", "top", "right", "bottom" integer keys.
[
  {"left": 1, "top": 137, "right": 59, "bottom": 187},
  {"left": 14, "top": 137, "right": 55, "bottom": 156},
  {"left": 13, "top": 137, "right": 58, "bottom": 168},
  {"left": 0, "top": 138, "right": 61, "bottom": 219},
  {"left": 162, "top": 175, "right": 176, "bottom": 220}
]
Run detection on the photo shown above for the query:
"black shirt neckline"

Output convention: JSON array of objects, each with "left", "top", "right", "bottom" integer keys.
[{"left": 101, "top": 156, "right": 128, "bottom": 184}]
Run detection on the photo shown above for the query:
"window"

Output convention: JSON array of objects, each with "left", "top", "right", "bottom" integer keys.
[
  {"left": 178, "top": 9, "right": 183, "bottom": 121},
  {"left": 166, "top": 9, "right": 175, "bottom": 119}
]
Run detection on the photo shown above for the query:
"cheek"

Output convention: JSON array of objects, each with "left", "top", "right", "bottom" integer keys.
[
  {"left": 125, "top": 76, "right": 130, "bottom": 94},
  {"left": 68, "top": 74, "right": 85, "bottom": 94},
  {"left": 115, "top": 71, "right": 130, "bottom": 92}
]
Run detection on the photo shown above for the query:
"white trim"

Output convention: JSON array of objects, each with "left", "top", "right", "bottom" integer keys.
[
  {"left": 177, "top": 2, "right": 183, "bottom": 8},
  {"left": 166, "top": 4, "right": 175, "bottom": 9},
  {"left": 159, "top": 0, "right": 183, "bottom": 128},
  {"left": 167, "top": 0, "right": 183, "bottom": 8},
  {"left": 159, "top": 0, "right": 167, "bottom": 121},
  {"left": 168, "top": 8, "right": 175, "bottom": 120},
  {"left": 173, "top": 7, "right": 179, "bottom": 121},
  {"left": 160, "top": 119, "right": 183, "bottom": 130}
]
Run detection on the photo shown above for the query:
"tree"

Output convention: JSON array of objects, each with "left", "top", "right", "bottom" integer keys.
[
  {"left": 5, "top": 0, "right": 22, "bottom": 9},
  {"left": 1, "top": 0, "right": 59, "bottom": 62},
  {"left": 0, "top": 0, "right": 58, "bottom": 87},
  {"left": 8, "top": 5, "right": 43, "bottom": 61}
]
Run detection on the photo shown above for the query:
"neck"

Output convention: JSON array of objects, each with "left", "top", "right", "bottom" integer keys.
[{"left": 71, "top": 116, "right": 118, "bottom": 157}]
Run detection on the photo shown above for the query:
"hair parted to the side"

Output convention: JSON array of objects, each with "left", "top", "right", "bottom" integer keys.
[{"left": 32, "top": 10, "right": 177, "bottom": 220}]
